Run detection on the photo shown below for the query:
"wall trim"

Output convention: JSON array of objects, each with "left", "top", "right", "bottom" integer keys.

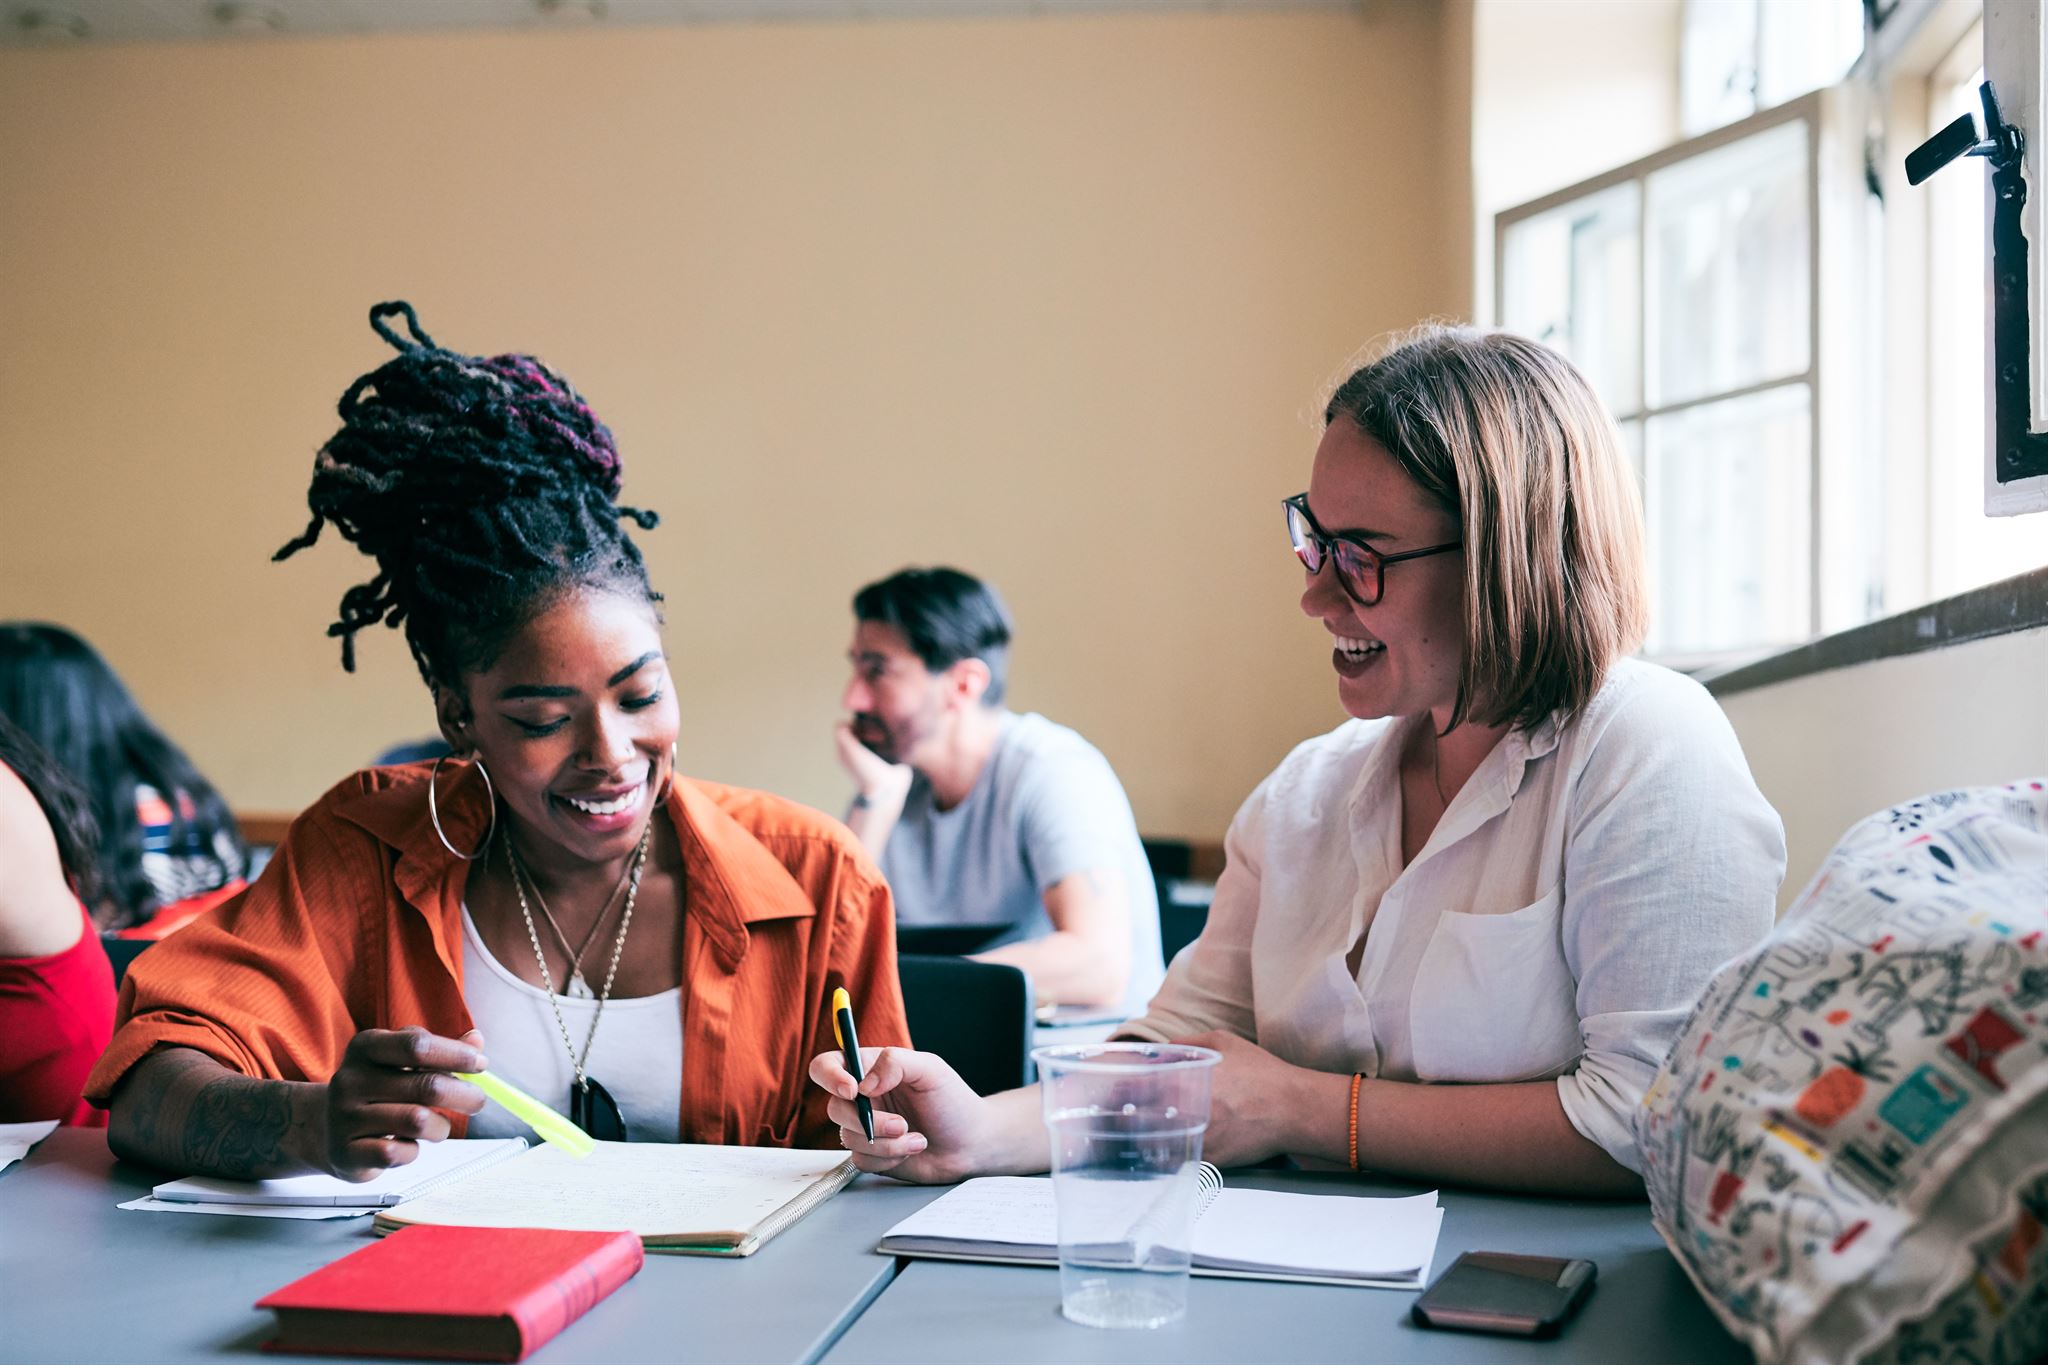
[{"left": 1704, "top": 564, "right": 2048, "bottom": 697}]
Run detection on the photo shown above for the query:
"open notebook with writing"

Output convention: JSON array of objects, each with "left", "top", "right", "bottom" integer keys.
[
  {"left": 374, "top": 1141, "right": 856, "bottom": 1257},
  {"left": 878, "top": 1166, "right": 1444, "bottom": 1289}
]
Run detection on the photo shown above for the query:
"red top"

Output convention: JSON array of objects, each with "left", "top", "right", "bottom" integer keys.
[{"left": 0, "top": 904, "right": 116, "bottom": 1127}]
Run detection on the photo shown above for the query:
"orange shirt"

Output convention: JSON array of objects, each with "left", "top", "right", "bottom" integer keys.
[{"left": 86, "top": 765, "right": 909, "bottom": 1147}]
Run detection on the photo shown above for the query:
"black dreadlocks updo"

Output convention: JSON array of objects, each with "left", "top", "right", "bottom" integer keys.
[{"left": 275, "top": 302, "right": 662, "bottom": 692}]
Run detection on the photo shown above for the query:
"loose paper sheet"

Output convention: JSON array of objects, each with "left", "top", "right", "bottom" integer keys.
[
  {"left": 0, "top": 1119, "right": 59, "bottom": 1174},
  {"left": 118, "top": 1196, "right": 373, "bottom": 1220}
]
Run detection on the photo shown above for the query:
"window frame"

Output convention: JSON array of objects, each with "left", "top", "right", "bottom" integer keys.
[
  {"left": 1494, "top": 90, "right": 1833, "bottom": 663},
  {"left": 1979, "top": 0, "right": 2048, "bottom": 512}
]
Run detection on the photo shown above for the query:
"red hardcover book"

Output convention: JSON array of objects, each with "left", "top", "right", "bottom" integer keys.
[{"left": 256, "top": 1224, "right": 644, "bottom": 1361}]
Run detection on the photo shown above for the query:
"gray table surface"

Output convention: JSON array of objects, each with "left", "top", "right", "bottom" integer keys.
[
  {"left": 2, "top": 1132, "right": 1744, "bottom": 1364},
  {"left": 823, "top": 1168, "right": 1749, "bottom": 1364},
  {"left": 0, "top": 1128, "right": 943, "bottom": 1365}
]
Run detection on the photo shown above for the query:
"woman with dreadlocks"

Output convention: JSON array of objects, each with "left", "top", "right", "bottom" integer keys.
[{"left": 92, "top": 303, "right": 909, "bottom": 1178}]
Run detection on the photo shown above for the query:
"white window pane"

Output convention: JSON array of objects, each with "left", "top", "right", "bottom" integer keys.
[
  {"left": 1617, "top": 417, "right": 1645, "bottom": 508},
  {"left": 1647, "top": 119, "right": 1810, "bottom": 408},
  {"left": 1499, "top": 183, "right": 1642, "bottom": 415},
  {"left": 1755, "top": 0, "right": 1863, "bottom": 110},
  {"left": 1644, "top": 384, "right": 1812, "bottom": 655},
  {"left": 1681, "top": 0, "right": 1760, "bottom": 136}
]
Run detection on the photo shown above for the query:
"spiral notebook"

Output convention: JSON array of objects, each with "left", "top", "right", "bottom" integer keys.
[
  {"left": 374, "top": 1141, "right": 857, "bottom": 1257},
  {"left": 878, "top": 1166, "right": 1444, "bottom": 1289}
]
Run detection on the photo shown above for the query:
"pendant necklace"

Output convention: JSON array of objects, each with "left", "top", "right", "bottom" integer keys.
[{"left": 505, "top": 825, "right": 649, "bottom": 1138}]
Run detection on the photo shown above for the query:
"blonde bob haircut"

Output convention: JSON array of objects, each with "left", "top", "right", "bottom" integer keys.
[{"left": 1324, "top": 325, "right": 1649, "bottom": 733}]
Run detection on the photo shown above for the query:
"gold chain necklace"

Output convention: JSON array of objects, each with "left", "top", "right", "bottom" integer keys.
[
  {"left": 520, "top": 853, "right": 636, "bottom": 999},
  {"left": 504, "top": 824, "right": 649, "bottom": 1092}
]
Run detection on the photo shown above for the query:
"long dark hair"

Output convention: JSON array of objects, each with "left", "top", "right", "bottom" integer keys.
[
  {"left": 0, "top": 711, "right": 99, "bottom": 906},
  {"left": 0, "top": 623, "right": 246, "bottom": 928},
  {"left": 274, "top": 301, "right": 662, "bottom": 692}
]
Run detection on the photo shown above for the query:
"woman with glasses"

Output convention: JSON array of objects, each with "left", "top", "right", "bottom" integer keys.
[
  {"left": 811, "top": 326, "right": 1784, "bottom": 1194},
  {"left": 91, "top": 304, "right": 908, "bottom": 1179}
]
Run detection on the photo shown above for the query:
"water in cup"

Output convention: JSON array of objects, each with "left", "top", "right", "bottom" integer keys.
[{"left": 1033, "top": 1043, "right": 1221, "bottom": 1330}]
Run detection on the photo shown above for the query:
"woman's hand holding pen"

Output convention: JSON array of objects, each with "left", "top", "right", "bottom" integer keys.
[
  {"left": 314, "top": 1027, "right": 490, "bottom": 1181},
  {"left": 810, "top": 1047, "right": 1042, "bottom": 1184}
]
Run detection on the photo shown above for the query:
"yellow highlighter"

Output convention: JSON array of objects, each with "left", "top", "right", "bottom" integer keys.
[{"left": 457, "top": 1071, "right": 596, "bottom": 1158}]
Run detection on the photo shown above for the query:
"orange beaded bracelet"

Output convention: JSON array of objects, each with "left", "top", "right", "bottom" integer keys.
[{"left": 1348, "top": 1072, "right": 1363, "bottom": 1171}]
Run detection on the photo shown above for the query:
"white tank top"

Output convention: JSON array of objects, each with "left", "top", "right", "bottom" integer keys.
[{"left": 458, "top": 903, "right": 683, "bottom": 1143}]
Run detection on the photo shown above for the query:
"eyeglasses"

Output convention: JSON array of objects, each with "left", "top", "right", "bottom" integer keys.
[{"left": 1283, "top": 494, "right": 1462, "bottom": 607}]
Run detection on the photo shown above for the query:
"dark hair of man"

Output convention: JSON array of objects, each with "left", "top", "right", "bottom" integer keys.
[
  {"left": 852, "top": 567, "right": 1013, "bottom": 707},
  {"left": 275, "top": 302, "right": 663, "bottom": 696},
  {"left": 0, "top": 650, "right": 155, "bottom": 922}
]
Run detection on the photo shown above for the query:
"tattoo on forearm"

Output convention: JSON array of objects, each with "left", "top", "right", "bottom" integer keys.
[
  {"left": 125, "top": 1074, "right": 161, "bottom": 1148},
  {"left": 184, "top": 1074, "right": 298, "bottom": 1177}
]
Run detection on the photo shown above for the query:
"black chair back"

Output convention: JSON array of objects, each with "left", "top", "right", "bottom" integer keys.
[
  {"left": 1144, "top": 837, "right": 1213, "bottom": 965},
  {"left": 102, "top": 936, "right": 152, "bottom": 990},
  {"left": 1159, "top": 895, "right": 1210, "bottom": 965},
  {"left": 895, "top": 953, "right": 1033, "bottom": 1096}
]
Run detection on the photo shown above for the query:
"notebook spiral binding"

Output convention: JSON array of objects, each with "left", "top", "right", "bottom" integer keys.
[
  {"left": 1194, "top": 1161, "right": 1225, "bottom": 1219},
  {"left": 1125, "top": 1160, "right": 1227, "bottom": 1253}
]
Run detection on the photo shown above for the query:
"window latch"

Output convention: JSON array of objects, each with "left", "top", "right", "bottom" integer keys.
[
  {"left": 1906, "top": 81, "right": 2048, "bottom": 489},
  {"left": 1906, "top": 81, "right": 2022, "bottom": 186}
]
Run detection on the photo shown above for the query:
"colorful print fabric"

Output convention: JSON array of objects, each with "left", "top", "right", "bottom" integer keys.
[
  {"left": 1638, "top": 781, "right": 2048, "bottom": 1363},
  {"left": 1864, "top": 1169, "right": 2048, "bottom": 1365}
]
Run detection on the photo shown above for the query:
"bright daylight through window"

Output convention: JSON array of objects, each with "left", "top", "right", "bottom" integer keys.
[{"left": 1500, "top": 0, "right": 2042, "bottom": 666}]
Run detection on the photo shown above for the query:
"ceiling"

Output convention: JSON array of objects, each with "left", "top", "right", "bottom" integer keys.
[{"left": 2, "top": 0, "right": 1358, "bottom": 45}]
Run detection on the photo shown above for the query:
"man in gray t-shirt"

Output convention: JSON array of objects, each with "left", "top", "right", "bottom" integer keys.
[{"left": 837, "top": 568, "right": 1164, "bottom": 1017}]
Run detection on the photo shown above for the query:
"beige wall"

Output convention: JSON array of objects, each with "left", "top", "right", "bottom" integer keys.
[
  {"left": 0, "top": 7, "right": 1470, "bottom": 837},
  {"left": 1718, "top": 627, "right": 2048, "bottom": 911}
]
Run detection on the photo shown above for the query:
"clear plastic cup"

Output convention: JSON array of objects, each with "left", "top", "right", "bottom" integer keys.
[{"left": 1031, "top": 1042, "right": 1221, "bottom": 1329}]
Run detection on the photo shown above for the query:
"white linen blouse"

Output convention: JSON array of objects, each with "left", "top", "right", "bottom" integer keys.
[{"left": 1121, "top": 658, "right": 1786, "bottom": 1173}]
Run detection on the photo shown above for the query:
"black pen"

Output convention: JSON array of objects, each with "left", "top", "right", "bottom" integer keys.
[{"left": 831, "top": 986, "right": 876, "bottom": 1142}]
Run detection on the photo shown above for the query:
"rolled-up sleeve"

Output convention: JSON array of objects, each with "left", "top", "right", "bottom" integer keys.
[
  {"left": 84, "top": 809, "right": 376, "bottom": 1106},
  {"left": 1555, "top": 683, "right": 1785, "bottom": 1171},
  {"left": 1118, "top": 773, "right": 1270, "bottom": 1044}
]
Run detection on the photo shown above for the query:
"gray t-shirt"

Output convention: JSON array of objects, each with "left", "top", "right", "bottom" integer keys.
[{"left": 879, "top": 711, "right": 1165, "bottom": 1016}]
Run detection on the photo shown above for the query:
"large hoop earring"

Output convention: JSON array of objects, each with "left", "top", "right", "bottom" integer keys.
[
  {"left": 656, "top": 741, "right": 678, "bottom": 804},
  {"left": 428, "top": 753, "right": 496, "bottom": 861}
]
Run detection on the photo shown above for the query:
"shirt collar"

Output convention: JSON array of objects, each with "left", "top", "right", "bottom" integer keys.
[
  {"left": 1501, "top": 711, "right": 1563, "bottom": 798},
  {"left": 332, "top": 764, "right": 815, "bottom": 974},
  {"left": 1342, "top": 707, "right": 1567, "bottom": 860}
]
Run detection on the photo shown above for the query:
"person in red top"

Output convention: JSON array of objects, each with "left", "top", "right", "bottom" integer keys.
[
  {"left": 0, "top": 713, "right": 117, "bottom": 1127},
  {"left": 89, "top": 302, "right": 908, "bottom": 1179},
  {"left": 0, "top": 622, "right": 250, "bottom": 936}
]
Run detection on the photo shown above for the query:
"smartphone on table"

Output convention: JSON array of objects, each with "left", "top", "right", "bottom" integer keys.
[{"left": 1410, "top": 1251, "right": 1596, "bottom": 1338}]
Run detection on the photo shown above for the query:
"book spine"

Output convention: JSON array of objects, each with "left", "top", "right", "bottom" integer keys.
[{"left": 503, "top": 1234, "right": 646, "bottom": 1356}]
